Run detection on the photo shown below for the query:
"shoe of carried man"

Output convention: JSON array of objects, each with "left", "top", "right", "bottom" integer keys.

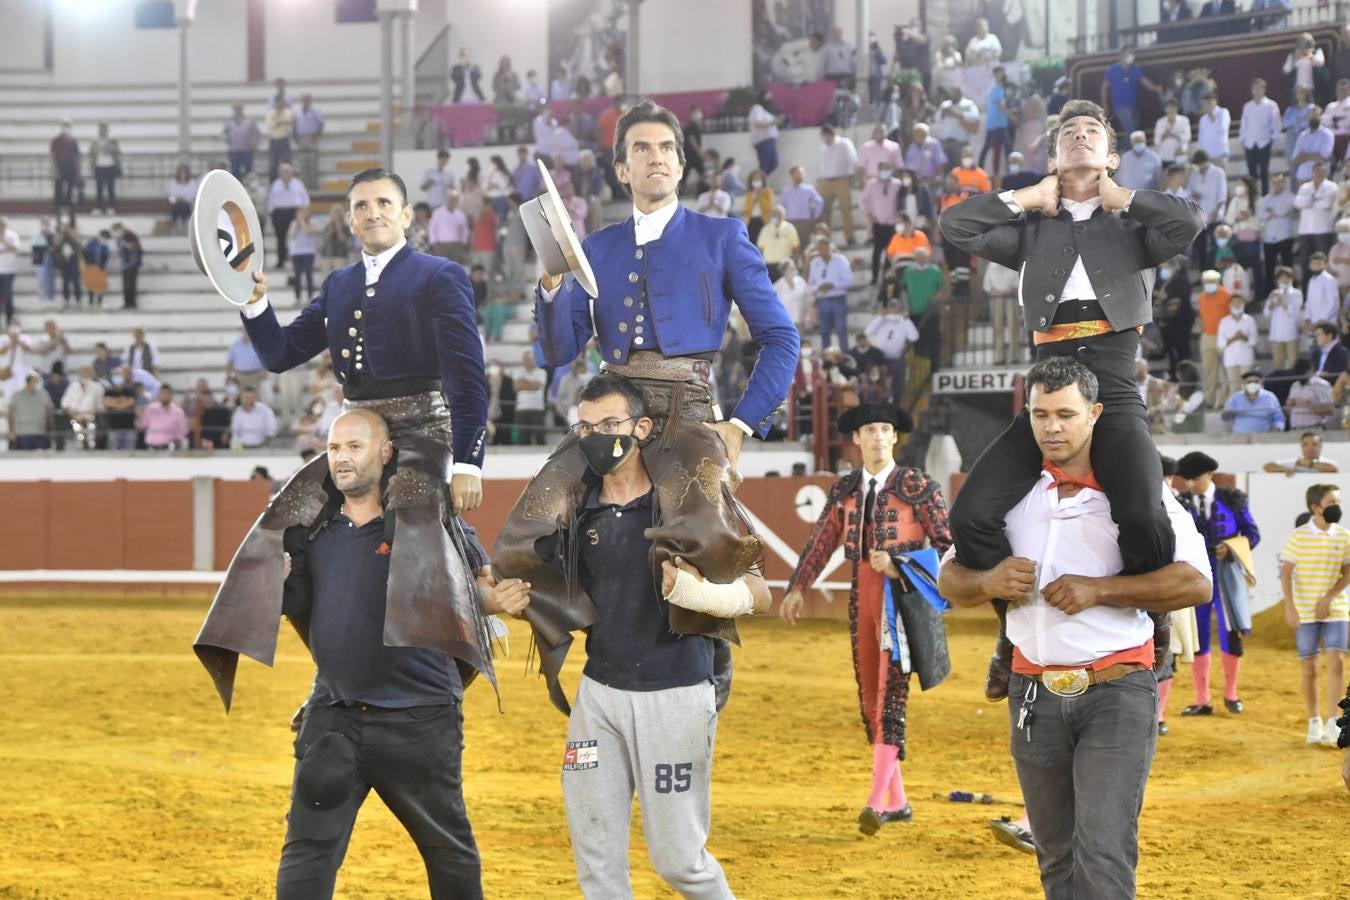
[
  {"left": 989, "top": 817, "right": 1036, "bottom": 854},
  {"left": 1157, "top": 721, "right": 1169, "bottom": 736},
  {"left": 985, "top": 633, "right": 1014, "bottom": 702},
  {"left": 1224, "top": 698, "right": 1245, "bottom": 714},
  {"left": 1180, "top": 704, "right": 1213, "bottom": 716}
]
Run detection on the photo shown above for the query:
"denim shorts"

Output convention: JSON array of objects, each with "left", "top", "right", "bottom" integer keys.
[{"left": 1295, "top": 620, "right": 1349, "bottom": 659}]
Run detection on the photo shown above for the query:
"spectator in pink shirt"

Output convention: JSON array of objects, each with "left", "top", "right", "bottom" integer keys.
[
  {"left": 857, "top": 123, "right": 902, "bottom": 179},
  {"left": 140, "top": 384, "right": 188, "bottom": 449},
  {"left": 428, "top": 189, "right": 471, "bottom": 264},
  {"left": 860, "top": 163, "right": 902, "bottom": 285}
]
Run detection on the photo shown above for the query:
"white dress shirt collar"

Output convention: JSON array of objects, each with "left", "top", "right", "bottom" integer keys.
[
  {"left": 362, "top": 239, "right": 407, "bottom": 285},
  {"left": 861, "top": 459, "right": 897, "bottom": 494},
  {"left": 1061, "top": 195, "right": 1103, "bottom": 221},
  {"left": 633, "top": 197, "right": 680, "bottom": 246}
]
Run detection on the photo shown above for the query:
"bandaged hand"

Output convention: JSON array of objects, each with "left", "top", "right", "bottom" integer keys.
[{"left": 662, "top": 556, "right": 755, "bottom": 618}]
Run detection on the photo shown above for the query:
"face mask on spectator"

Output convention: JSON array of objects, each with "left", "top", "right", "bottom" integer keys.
[
  {"left": 1278, "top": 279, "right": 1292, "bottom": 290},
  {"left": 1323, "top": 504, "right": 1343, "bottom": 523},
  {"left": 1008, "top": 164, "right": 1021, "bottom": 174},
  {"left": 900, "top": 175, "right": 912, "bottom": 186},
  {"left": 1132, "top": 141, "right": 1146, "bottom": 154},
  {"left": 1215, "top": 237, "right": 1230, "bottom": 247},
  {"left": 1230, "top": 304, "right": 1244, "bottom": 317},
  {"left": 1339, "top": 232, "right": 1350, "bottom": 244},
  {"left": 111, "top": 374, "right": 125, "bottom": 386},
  {"left": 801, "top": 346, "right": 814, "bottom": 358},
  {"left": 1203, "top": 282, "right": 1218, "bottom": 293},
  {"left": 961, "top": 157, "right": 974, "bottom": 167},
  {"left": 878, "top": 168, "right": 892, "bottom": 180},
  {"left": 226, "top": 384, "right": 238, "bottom": 396},
  {"left": 1243, "top": 382, "right": 1260, "bottom": 397},
  {"left": 751, "top": 179, "right": 763, "bottom": 189},
  {"left": 1234, "top": 184, "right": 1247, "bottom": 195},
  {"left": 1159, "top": 266, "right": 1173, "bottom": 280}
]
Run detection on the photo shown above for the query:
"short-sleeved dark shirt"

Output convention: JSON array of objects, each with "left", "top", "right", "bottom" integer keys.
[
  {"left": 304, "top": 510, "right": 462, "bottom": 707},
  {"left": 575, "top": 485, "right": 713, "bottom": 691}
]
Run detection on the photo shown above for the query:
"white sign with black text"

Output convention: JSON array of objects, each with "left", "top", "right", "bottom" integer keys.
[{"left": 931, "top": 369, "right": 1021, "bottom": 395}]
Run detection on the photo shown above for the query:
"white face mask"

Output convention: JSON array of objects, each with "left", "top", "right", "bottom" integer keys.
[
  {"left": 1235, "top": 185, "right": 1247, "bottom": 195},
  {"left": 1244, "top": 382, "right": 1261, "bottom": 396},
  {"left": 1203, "top": 283, "right": 1218, "bottom": 293},
  {"left": 751, "top": 179, "right": 763, "bottom": 188},
  {"left": 961, "top": 157, "right": 975, "bottom": 168},
  {"left": 901, "top": 176, "right": 913, "bottom": 187},
  {"left": 1279, "top": 281, "right": 1293, "bottom": 290},
  {"left": 1230, "top": 306, "right": 1244, "bottom": 318},
  {"left": 1008, "top": 164, "right": 1021, "bottom": 174},
  {"left": 1338, "top": 233, "right": 1350, "bottom": 244},
  {"left": 1215, "top": 237, "right": 1230, "bottom": 247},
  {"left": 878, "top": 170, "right": 892, "bottom": 180},
  {"left": 801, "top": 346, "right": 814, "bottom": 358}
]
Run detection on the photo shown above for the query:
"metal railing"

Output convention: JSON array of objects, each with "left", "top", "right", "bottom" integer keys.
[
  {"left": 1071, "top": 3, "right": 1344, "bottom": 56},
  {"left": 412, "top": 25, "right": 452, "bottom": 151}
]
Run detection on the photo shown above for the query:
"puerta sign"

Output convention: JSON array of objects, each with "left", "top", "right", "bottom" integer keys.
[{"left": 931, "top": 369, "right": 1020, "bottom": 395}]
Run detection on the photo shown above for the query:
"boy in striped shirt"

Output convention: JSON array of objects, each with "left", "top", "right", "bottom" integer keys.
[{"left": 1280, "top": 484, "right": 1350, "bottom": 745}]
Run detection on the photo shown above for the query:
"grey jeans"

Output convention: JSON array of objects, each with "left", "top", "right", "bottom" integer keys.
[{"left": 1008, "top": 670, "right": 1158, "bottom": 900}]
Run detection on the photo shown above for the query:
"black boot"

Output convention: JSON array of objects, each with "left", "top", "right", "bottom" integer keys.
[
  {"left": 712, "top": 639, "right": 733, "bottom": 711},
  {"left": 986, "top": 598, "right": 1013, "bottom": 701}
]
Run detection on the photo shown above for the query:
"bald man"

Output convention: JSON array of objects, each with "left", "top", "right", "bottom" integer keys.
[{"left": 274, "top": 408, "right": 518, "bottom": 900}]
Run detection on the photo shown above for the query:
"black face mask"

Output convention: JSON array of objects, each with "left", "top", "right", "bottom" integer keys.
[
  {"left": 1324, "top": 504, "right": 1343, "bottom": 524},
  {"left": 579, "top": 432, "right": 637, "bottom": 477}
]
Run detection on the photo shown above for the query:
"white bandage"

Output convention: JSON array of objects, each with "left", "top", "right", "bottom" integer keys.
[{"left": 664, "top": 568, "right": 754, "bottom": 618}]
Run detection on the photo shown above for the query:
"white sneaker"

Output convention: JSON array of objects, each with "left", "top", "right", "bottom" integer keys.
[
  {"left": 1322, "top": 717, "right": 1341, "bottom": 747},
  {"left": 1306, "top": 716, "right": 1323, "bottom": 743}
]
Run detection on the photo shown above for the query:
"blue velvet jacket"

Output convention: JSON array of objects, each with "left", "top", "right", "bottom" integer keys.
[
  {"left": 534, "top": 204, "right": 799, "bottom": 437},
  {"left": 241, "top": 245, "right": 488, "bottom": 468},
  {"left": 1183, "top": 486, "right": 1260, "bottom": 608}
]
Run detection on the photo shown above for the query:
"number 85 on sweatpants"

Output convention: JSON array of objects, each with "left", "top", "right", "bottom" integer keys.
[{"left": 561, "top": 675, "right": 736, "bottom": 900}]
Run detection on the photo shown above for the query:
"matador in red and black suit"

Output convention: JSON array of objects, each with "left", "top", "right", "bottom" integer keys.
[{"left": 784, "top": 403, "right": 952, "bottom": 835}]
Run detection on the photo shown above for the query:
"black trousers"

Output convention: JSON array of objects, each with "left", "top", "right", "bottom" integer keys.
[
  {"left": 272, "top": 208, "right": 298, "bottom": 267},
  {"left": 950, "top": 329, "right": 1175, "bottom": 574},
  {"left": 1263, "top": 239, "right": 1295, "bottom": 289},
  {"left": 277, "top": 701, "right": 481, "bottom": 900},
  {"left": 1244, "top": 144, "right": 1272, "bottom": 195},
  {"left": 95, "top": 166, "right": 118, "bottom": 208},
  {"left": 122, "top": 266, "right": 138, "bottom": 310},
  {"left": 870, "top": 222, "right": 893, "bottom": 284}
]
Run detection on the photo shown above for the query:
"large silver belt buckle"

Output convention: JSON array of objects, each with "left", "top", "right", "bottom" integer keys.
[{"left": 1041, "top": 668, "right": 1090, "bottom": 697}]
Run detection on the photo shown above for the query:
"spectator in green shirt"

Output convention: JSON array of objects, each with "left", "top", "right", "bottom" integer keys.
[{"left": 900, "top": 246, "right": 948, "bottom": 361}]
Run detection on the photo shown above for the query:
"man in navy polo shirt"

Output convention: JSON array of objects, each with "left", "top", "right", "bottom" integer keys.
[
  {"left": 275, "top": 407, "right": 520, "bottom": 900},
  {"left": 1100, "top": 48, "right": 1163, "bottom": 148},
  {"left": 519, "top": 372, "right": 769, "bottom": 899}
]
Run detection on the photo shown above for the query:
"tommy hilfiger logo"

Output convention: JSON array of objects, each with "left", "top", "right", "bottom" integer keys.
[{"left": 563, "top": 740, "right": 599, "bottom": 770}]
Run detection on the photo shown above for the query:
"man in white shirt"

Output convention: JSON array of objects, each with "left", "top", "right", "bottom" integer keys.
[
  {"left": 821, "top": 25, "right": 855, "bottom": 83},
  {"left": 935, "top": 87, "right": 981, "bottom": 166},
  {"left": 1264, "top": 430, "right": 1341, "bottom": 475},
  {"left": 1195, "top": 93, "right": 1232, "bottom": 166},
  {"left": 1258, "top": 171, "right": 1297, "bottom": 288},
  {"left": 1239, "top": 77, "right": 1281, "bottom": 194},
  {"left": 1281, "top": 362, "right": 1336, "bottom": 430},
  {"left": 1323, "top": 78, "right": 1350, "bottom": 166},
  {"left": 266, "top": 163, "right": 310, "bottom": 269},
  {"left": 808, "top": 236, "right": 853, "bottom": 351},
  {"left": 965, "top": 17, "right": 1003, "bottom": 66},
  {"left": 228, "top": 386, "right": 278, "bottom": 448},
  {"left": 1115, "top": 131, "right": 1162, "bottom": 192},
  {"left": 511, "top": 350, "right": 546, "bottom": 445},
  {"left": 1304, "top": 252, "right": 1340, "bottom": 331},
  {"left": 1216, "top": 296, "right": 1259, "bottom": 398},
  {"left": 1153, "top": 98, "right": 1191, "bottom": 165},
  {"left": 939, "top": 357, "right": 1210, "bottom": 900},
  {"left": 0, "top": 217, "right": 19, "bottom": 328},
  {"left": 696, "top": 173, "right": 732, "bottom": 218},
  {"left": 817, "top": 125, "right": 859, "bottom": 247},
  {"left": 1187, "top": 150, "right": 1227, "bottom": 267},
  {"left": 60, "top": 365, "right": 105, "bottom": 449},
  {"left": 420, "top": 149, "right": 457, "bottom": 208},
  {"left": 982, "top": 260, "right": 1022, "bottom": 365},
  {"left": 1263, "top": 265, "right": 1303, "bottom": 371},
  {"left": 1295, "top": 162, "right": 1338, "bottom": 271}
]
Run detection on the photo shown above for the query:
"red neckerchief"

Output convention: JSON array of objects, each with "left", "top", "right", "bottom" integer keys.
[{"left": 1043, "top": 459, "right": 1102, "bottom": 493}]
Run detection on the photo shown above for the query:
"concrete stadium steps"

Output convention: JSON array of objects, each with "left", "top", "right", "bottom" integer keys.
[{"left": 0, "top": 79, "right": 384, "bottom": 104}]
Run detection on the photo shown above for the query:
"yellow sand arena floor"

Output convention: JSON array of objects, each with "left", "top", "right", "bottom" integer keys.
[{"left": 1, "top": 596, "right": 1347, "bottom": 899}]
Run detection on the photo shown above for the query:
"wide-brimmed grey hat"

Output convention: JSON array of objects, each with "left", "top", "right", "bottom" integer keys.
[
  {"left": 519, "top": 160, "right": 597, "bottom": 298},
  {"left": 190, "top": 169, "right": 264, "bottom": 306}
]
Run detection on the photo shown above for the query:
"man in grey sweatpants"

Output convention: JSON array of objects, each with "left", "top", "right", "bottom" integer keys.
[{"left": 509, "top": 373, "right": 768, "bottom": 899}]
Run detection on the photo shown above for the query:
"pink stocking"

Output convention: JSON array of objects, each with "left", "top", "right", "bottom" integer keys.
[
  {"left": 1220, "top": 652, "right": 1242, "bottom": 702},
  {"left": 1157, "top": 677, "right": 1172, "bottom": 722},
  {"left": 1192, "top": 653, "right": 1212, "bottom": 706},
  {"left": 867, "top": 743, "right": 899, "bottom": 810}
]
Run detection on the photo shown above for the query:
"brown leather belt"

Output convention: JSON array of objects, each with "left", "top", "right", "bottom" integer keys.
[
  {"left": 1037, "top": 662, "right": 1148, "bottom": 697},
  {"left": 605, "top": 350, "right": 713, "bottom": 383}
]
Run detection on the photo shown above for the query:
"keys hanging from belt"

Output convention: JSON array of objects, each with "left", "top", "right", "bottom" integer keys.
[{"left": 1017, "top": 681, "right": 1038, "bottom": 743}]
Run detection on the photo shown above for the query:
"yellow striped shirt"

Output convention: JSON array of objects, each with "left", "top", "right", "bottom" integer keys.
[{"left": 1280, "top": 522, "right": 1350, "bottom": 622}]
